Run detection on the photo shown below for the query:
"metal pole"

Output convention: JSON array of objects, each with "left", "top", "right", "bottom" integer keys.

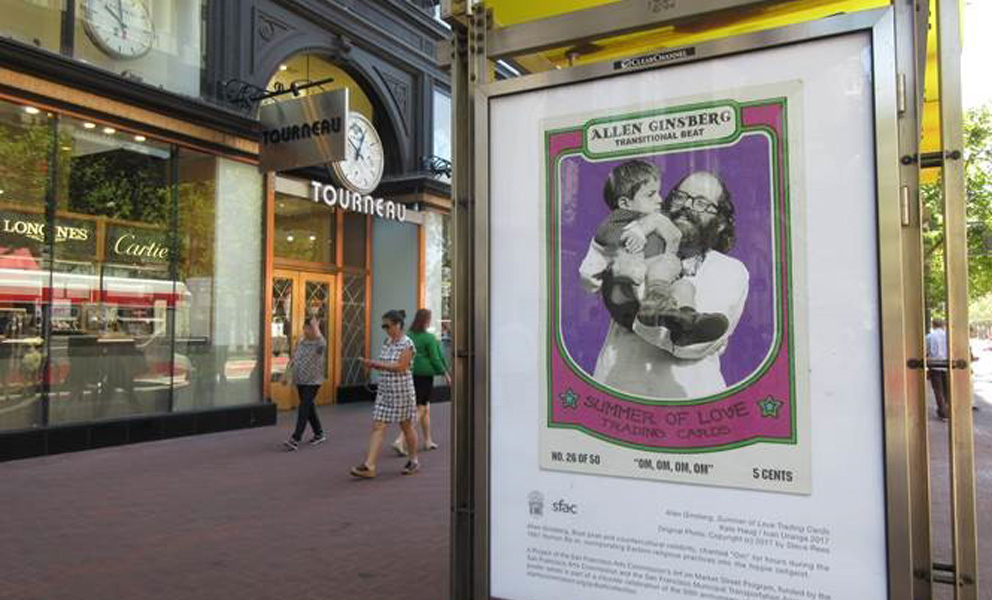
[
  {"left": 448, "top": 1, "right": 491, "bottom": 598},
  {"left": 469, "top": 8, "right": 492, "bottom": 600},
  {"left": 449, "top": 15, "right": 474, "bottom": 599},
  {"left": 937, "top": 0, "right": 979, "bottom": 596},
  {"left": 892, "top": 1, "right": 932, "bottom": 598}
]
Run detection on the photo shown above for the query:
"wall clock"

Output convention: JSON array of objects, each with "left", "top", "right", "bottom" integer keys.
[
  {"left": 333, "top": 112, "right": 385, "bottom": 195},
  {"left": 82, "top": 0, "right": 155, "bottom": 60}
]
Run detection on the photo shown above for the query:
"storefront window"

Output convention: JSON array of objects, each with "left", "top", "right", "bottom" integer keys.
[
  {"left": 274, "top": 193, "right": 336, "bottom": 264},
  {"left": 0, "top": 99, "right": 53, "bottom": 431},
  {"left": 423, "top": 210, "right": 453, "bottom": 336},
  {"left": 343, "top": 212, "right": 368, "bottom": 268},
  {"left": 0, "top": 0, "right": 63, "bottom": 53},
  {"left": 432, "top": 89, "right": 452, "bottom": 182},
  {"left": 48, "top": 115, "right": 174, "bottom": 424},
  {"left": 174, "top": 153, "right": 263, "bottom": 410},
  {"left": 340, "top": 273, "right": 367, "bottom": 386},
  {"left": 1, "top": 0, "right": 207, "bottom": 100},
  {"left": 0, "top": 96, "right": 264, "bottom": 431},
  {"left": 267, "top": 53, "right": 375, "bottom": 121}
]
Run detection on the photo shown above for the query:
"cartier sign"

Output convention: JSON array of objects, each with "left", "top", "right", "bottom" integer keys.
[
  {"left": 106, "top": 225, "right": 170, "bottom": 265},
  {"left": 259, "top": 89, "right": 349, "bottom": 172}
]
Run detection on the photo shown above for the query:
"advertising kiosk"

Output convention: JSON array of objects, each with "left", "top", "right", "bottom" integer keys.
[{"left": 445, "top": 1, "right": 979, "bottom": 599}]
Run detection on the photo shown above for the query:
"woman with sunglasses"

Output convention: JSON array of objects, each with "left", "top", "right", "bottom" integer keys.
[{"left": 350, "top": 309, "right": 420, "bottom": 478}]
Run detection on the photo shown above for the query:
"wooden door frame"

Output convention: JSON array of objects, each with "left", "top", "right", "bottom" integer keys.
[{"left": 268, "top": 268, "right": 339, "bottom": 406}]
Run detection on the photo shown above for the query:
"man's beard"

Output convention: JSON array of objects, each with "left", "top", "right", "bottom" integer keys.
[{"left": 673, "top": 211, "right": 722, "bottom": 256}]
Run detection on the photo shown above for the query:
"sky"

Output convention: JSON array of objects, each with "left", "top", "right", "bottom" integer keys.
[{"left": 962, "top": 0, "right": 992, "bottom": 110}]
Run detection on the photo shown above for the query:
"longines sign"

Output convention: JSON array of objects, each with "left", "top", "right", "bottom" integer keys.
[{"left": 259, "top": 89, "right": 349, "bottom": 172}]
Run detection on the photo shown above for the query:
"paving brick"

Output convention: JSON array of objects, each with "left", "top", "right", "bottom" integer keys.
[{"left": 0, "top": 402, "right": 451, "bottom": 600}]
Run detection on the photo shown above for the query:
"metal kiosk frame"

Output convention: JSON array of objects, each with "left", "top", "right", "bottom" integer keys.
[{"left": 445, "top": 2, "right": 978, "bottom": 599}]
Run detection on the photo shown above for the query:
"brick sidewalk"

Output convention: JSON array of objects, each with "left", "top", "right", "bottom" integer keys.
[{"left": 0, "top": 402, "right": 450, "bottom": 600}]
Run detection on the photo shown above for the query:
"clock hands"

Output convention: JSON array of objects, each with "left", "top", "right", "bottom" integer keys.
[
  {"left": 348, "top": 137, "right": 362, "bottom": 157},
  {"left": 105, "top": 4, "right": 124, "bottom": 26},
  {"left": 353, "top": 127, "right": 368, "bottom": 161}
]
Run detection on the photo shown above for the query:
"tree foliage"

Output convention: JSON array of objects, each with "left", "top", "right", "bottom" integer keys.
[{"left": 923, "top": 104, "right": 992, "bottom": 316}]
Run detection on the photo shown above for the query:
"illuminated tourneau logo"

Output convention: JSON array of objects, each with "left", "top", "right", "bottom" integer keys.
[{"left": 310, "top": 181, "right": 407, "bottom": 222}]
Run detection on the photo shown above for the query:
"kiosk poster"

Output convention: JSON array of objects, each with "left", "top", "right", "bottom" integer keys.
[{"left": 541, "top": 86, "right": 809, "bottom": 493}]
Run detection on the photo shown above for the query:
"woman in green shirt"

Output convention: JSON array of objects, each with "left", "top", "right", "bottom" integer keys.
[{"left": 392, "top": 308, "right": 450, "bottom": 454}]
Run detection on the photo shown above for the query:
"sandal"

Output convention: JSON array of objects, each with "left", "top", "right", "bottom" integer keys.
[
  {"left": 349, "top": 464, "right": 377, "bottom": 479},
  {"left": 390, "top": 440, "right": 409, "bottom": 457}
]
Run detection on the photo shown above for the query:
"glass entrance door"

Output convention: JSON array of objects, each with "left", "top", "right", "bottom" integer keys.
[{"left": 270, "top": 270, "right": 336, "bottom": 410}]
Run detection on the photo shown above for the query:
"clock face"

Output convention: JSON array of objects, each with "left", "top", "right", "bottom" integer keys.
[
  {"left": 333, "top": 113, "right": 385, "bottom": 195},
  {"left": 82, "top": 0, "right": 155, "bottom": 60}
]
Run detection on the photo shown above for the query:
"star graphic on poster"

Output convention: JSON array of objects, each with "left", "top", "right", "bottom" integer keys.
[
  {"left": 559, "top": 389, "right": 579, "bottom": 410},
  {"left": 757, "top": 396, "right": 783, "bottom": 418}
]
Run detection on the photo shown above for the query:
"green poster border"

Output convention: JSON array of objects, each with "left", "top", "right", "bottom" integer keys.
[{"left": 544, "top": 98, "right": 798, "bottom": 453}]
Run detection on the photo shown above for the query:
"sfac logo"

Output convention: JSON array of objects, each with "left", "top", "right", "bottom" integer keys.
[{"left": 551, "top": 499, "right": 578, "bottom": 514}]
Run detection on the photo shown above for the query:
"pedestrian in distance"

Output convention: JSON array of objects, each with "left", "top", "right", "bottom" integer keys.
[
  {"left": 391, "top": 308, "right": 451, "bottom": 456},
  {"left": 281, "top": 317, "right": 328, "bottom": 450},
  {"left": 926, "top": 317, "right": 949, "bottom": 421},
  {"left": 350, "top": 309, "right": 420, "bottom": 478}
]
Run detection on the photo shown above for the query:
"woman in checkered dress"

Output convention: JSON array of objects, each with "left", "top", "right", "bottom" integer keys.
[{"left": 350, "top": 310, "right": 420, "bottom": 478}]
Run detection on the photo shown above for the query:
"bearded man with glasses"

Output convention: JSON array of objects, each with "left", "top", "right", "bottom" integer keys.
[{"left": 580, "top": 170, "right": 750, "bottom": 398}]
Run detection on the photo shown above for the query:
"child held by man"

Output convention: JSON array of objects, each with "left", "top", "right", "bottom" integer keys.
[{"left": 580, "top": 159, "right": 728, "bottom": 346}]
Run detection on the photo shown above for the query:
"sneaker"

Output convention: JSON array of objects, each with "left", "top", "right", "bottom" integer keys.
[
  {"left": 283, "top": 439, "right": 299, "bottom": 452},
  {"left": 390, "top": 440, "right": 409, "bottom": 457},
  {"left": 425, "top": 441, "right": 439, "bottom": 451},
  {"left": 637, "top": 307, "right": 729, "bottom": 347},
  {"left": 402, "top": 460, "right": 421, "bottom": 475},
  {"left": 309, "top": 434, "right": 327, "bottom": 447},
  {"left": 349, "top": 464, "right": 376, "bottom": 479}
]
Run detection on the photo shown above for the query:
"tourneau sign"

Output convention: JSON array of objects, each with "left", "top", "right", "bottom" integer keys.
[
  {"left": 309, "top": 181, "right": 408, "bottom": 222},
  {"left": 259, "top": 89, "right": 349, "bottom": 172}
]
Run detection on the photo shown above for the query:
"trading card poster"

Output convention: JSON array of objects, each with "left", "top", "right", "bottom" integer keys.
[{"left": 540, "top": 84, "right": 810, "bottom": 493}]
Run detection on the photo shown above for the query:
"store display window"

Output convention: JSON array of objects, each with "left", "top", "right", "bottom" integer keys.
[
  {"left": 1, "top": 0, "right": 207, "bottom": 100},
  {"left": 0, "top": 96, "right": 264, "bottom": 431}
]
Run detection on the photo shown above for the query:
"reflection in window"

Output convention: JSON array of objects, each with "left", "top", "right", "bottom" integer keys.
[
  {"left": 0, "top": 0, "right": 63, "bottom": 52},
  {"left": 174, "top": 153, "right": 263, "bottom": 410},
  {"left": 432, "top": 90, "right": 452, "bottom": 182},
  {"left": 343, "top": 212, "right": 368, "bottom": 268},
  {"left": 0, "top": 99, "right": 53, "bottom": 431},
  {"left": 73, "top": 0, "right": 206, "bottom": 98},
  {"left": 0, "top": 96, "right": 264, "bottom": 431},
  {"left": 48, "top": 116, "right": 174, "bottom": 424},
  {"left": 423, "top": 211, "right": 453, "bottom": 371},
  {"left": 0, "top": 0, "right": 207, "bottom": 100}
]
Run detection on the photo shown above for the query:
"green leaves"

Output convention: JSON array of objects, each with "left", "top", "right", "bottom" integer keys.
[{"left": 924, "top": 104, "right": 992, "bottom": 315}]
